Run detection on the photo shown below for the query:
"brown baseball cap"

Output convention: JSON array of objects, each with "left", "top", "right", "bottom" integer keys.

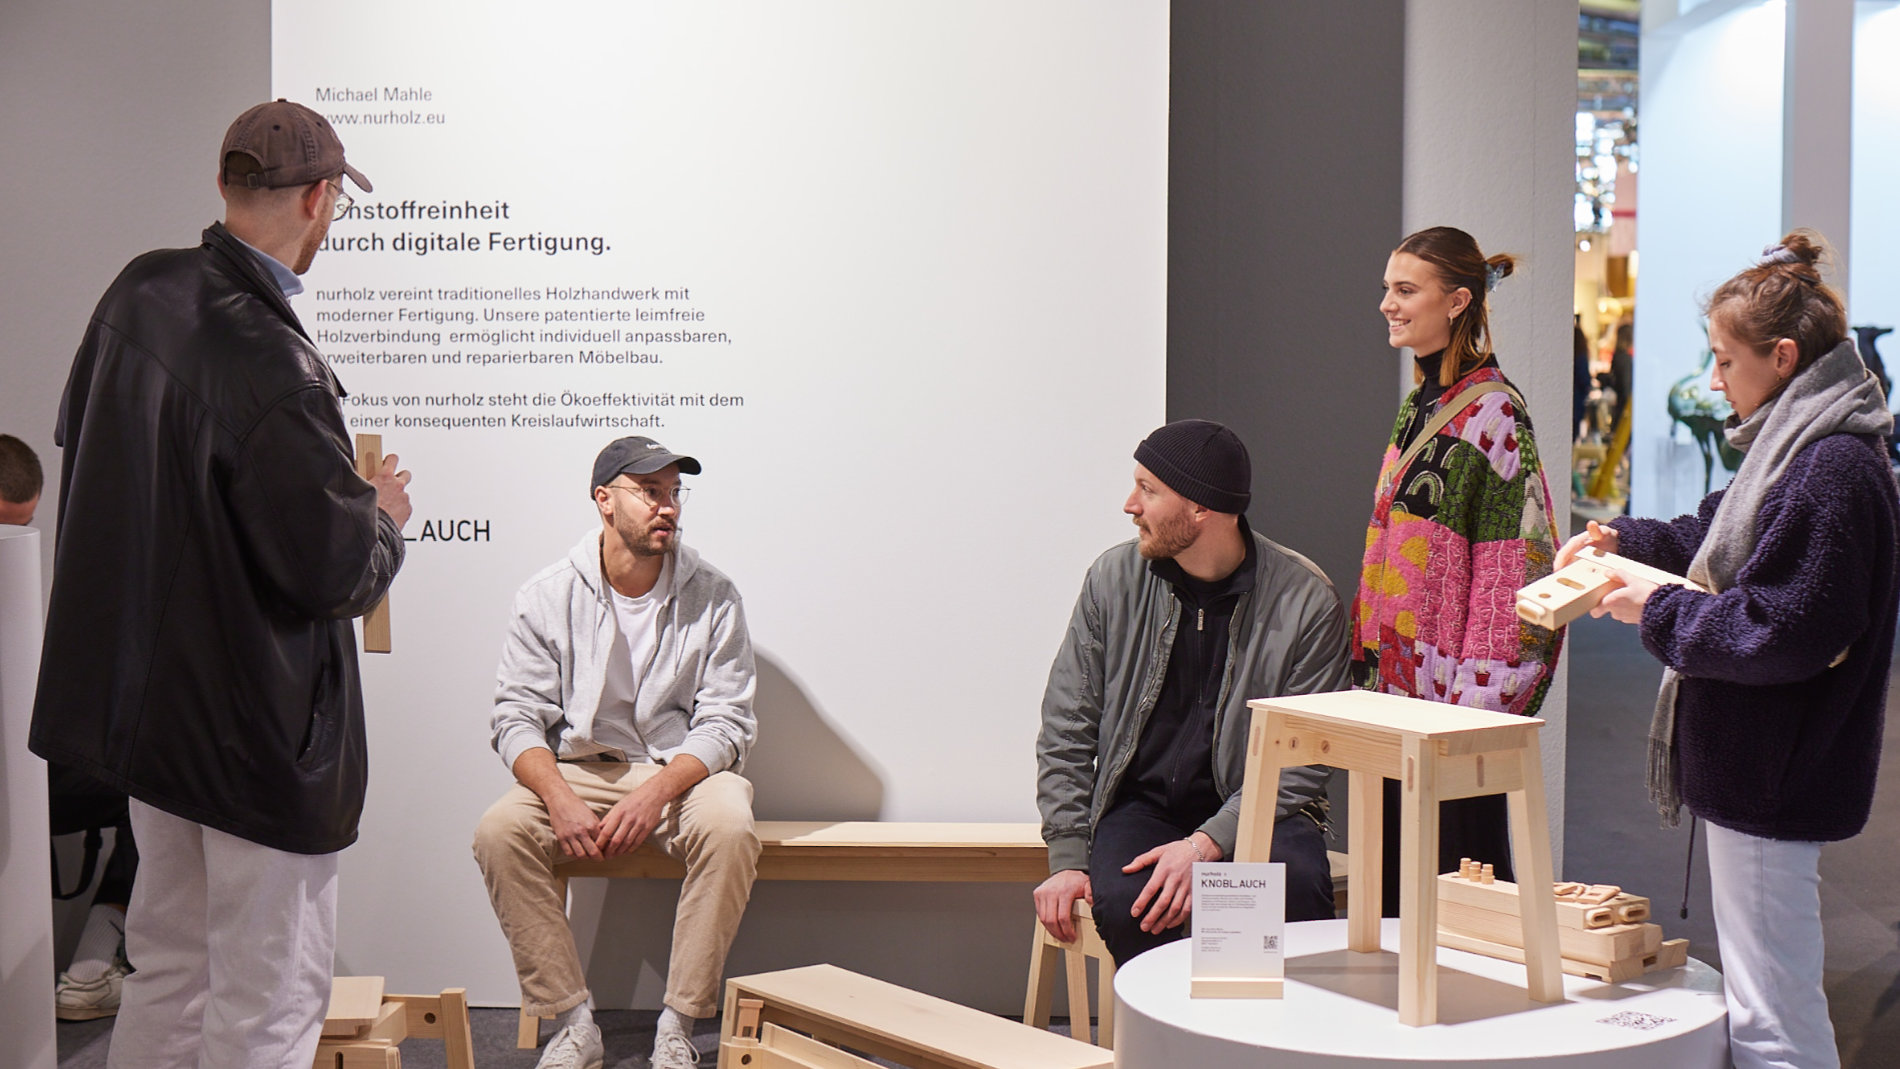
[{"left": 220, "top": 99, "right": 373, "bottom": 193}]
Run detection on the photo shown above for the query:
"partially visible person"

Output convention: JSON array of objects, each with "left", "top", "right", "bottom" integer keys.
[
  {"left": 0, "top": 435, "right": 132, "bottom": 1019},
  {"left": 1356, "top": 226, "right": 1563, "bottom": 911},
  {"left": 0, "top": 433, "right": 40, "bottom": 524},
  {"left": 1608, "top": 322, "right": 1634, "bottom": 435},
  {"left": 28, "top": 100, "right": 409, "bottom": 1069},
  {"left": 1562, "top": 232, "right": 1897, "bottom": 1069},
  {"left": 1035, "top": 420, "right": 1349, "bottom": 966},
  {"left": 48, "top": 761, "right": 139, "bottom": 1021},
  {"left": 1573, "top": 318, "right": 1592, "bottom": 440},
  {"left": 475, "top": 436, "right": 758, "bottom": 1069}
]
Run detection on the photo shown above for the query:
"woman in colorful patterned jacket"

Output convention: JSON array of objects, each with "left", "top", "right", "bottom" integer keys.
[{"left": 1353, "top": 226, "right": 1563, "bottom": 909}]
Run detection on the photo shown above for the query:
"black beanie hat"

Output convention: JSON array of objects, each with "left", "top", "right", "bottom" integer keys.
[{"left": 1133, "top": 419, "right": 1251, "bottom": 514}]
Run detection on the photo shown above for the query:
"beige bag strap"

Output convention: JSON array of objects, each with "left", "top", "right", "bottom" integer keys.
[{"left": 1380, "top": 379, "right": 1524, "bottom": 498}]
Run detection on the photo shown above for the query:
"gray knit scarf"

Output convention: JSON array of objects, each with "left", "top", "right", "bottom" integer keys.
[{"left": 1648, "top": 339, "right": 1893, "bottom": 826}]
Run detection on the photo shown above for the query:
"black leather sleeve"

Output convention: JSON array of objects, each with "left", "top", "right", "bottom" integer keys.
[{"left": 224, "top": 381, "right": 404, "bottom": 619}]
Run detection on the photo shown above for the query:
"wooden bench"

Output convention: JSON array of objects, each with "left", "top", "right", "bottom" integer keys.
[
  {"left": 720, "top": 964, "right": 1112, "bottom": 1069},
  {"left": 519, "top": 821, "right": 1048, "bottom": 1047}
]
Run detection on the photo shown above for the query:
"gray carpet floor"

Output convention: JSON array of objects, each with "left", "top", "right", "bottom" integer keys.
[{"left": 56, "top": 615, "right": 1900, "bottom": 1067}]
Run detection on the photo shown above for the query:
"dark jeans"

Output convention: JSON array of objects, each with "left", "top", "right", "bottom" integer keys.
[
  {"left": 1087, "top": 795, "right": 1335, "bottom": 966},
  {"left": 1378, "top": 779, "right": 1512, "bottom": 917}
]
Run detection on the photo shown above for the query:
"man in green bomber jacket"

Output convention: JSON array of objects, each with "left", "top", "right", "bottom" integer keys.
[{"left": 1034, "top": 420, "right": 1350, "bottom": 965}]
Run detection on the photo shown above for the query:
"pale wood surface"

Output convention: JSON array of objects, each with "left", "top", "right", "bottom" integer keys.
[
  {"left": 1436, "top": 872, "right": 1649, "bottom": 931},
  {"left": 1396, "top": 734, "right": 1440, "bottom": 1027},
  {"left": 1023, "top": 899, "right": 1114, "bottom": 1048},
  {"left": 1437, "top": 928, "right": 1690, "bottom": 985},
  {"left": 721, "top": 1022, "right": 887, "bottom": 1069},
  {"left": 1438, "top": 900, "right": 1657, "bottom": 966},
  {"left": 1189, "top": 976, "right": 1284, "bottom": 998},
  {"left": 1504, "top": 733, "right": 1566, "bottom": 1005},
  {"left": 556, "top": 821, "right": 1048, "bottom": 883},
  {"left": 1346, "top": 770, "right": 1383, "bottom": 951},
  {"left": 1515, "top": 547, "right": 1706, "bottom": 629},
  {"left": 322, "top": 975, "right": 386, "bottom": 1036},
  {"left": 1248, "top": 691, "right": 1543, "bottom": 755},
  {"left": 719, "top": 964, "right": 1113, "bottom": 1069},
  {"left": 1239, "top": 690, "right": 1562, "bottom": 1027},
  {"left": 529, "top": 823, "right": 1051, "bottom": 1050},
  {"left": 319, "top": 988, "right": 475, "bottom": 1069},
  {"left": 352, "top": 433, "right": 391, "bottom": 653}
]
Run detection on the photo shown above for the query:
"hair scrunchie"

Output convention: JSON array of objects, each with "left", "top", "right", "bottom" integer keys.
[{"left": 1759, "top": 243, "right": 1801, "bottom": 266}]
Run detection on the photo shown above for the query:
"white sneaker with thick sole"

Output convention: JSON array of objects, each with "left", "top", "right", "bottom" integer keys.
[
  {"left": 55, "top": 959, "right": 129, "bottom": 1021},
  {"left": 537, "top": 1022, "right": 604, "bottom": 1069},
  {"left": 650, "top": 1031, "right": 701, "bottom": 1069}
]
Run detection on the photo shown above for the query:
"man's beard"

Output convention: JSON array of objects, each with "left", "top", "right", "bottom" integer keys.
[
  {"left": 1135, "top": 511, "right": 1196, "bottom": 560},
  {"left": 615, "top": 516, "right": 677, "bottom": 558},
  {"left": 292, "top": 215, "right": 329, "bottom": 274}
]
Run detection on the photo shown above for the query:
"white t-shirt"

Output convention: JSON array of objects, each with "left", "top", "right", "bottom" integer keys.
[{"left": 593, "top": 554, "right": 674, "bottom": 761}]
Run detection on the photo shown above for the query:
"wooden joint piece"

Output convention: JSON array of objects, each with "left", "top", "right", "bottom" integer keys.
[{"left": 737, "top": 997, "right": 765, "bottom": 1040}]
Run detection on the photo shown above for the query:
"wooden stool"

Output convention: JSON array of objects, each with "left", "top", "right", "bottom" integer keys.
[
  {"left": 1234, "top": 691, "right": 1563, "bottom": 1026},
  {"left": 1023, "top": 899, "right": 1115, "bottom": 1047},
  {"left": 316, "top": 977, "right": 475, "bottom": 1069}
]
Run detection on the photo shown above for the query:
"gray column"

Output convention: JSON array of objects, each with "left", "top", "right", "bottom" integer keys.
[
  {"left": 1401, "top": 0, "right": 1578, "bottom": 871},
  {"left": 1782, "top": 0, "right": 1855, "bottom": 290}
]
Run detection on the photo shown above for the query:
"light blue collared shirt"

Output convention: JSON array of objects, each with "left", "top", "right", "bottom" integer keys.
[{"left": 231, "top": 233, "right": 303, "bottom": 298}]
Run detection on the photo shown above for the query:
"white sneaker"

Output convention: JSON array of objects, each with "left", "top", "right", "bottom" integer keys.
[
  {"left": 55, "top": 958, "right": 128, "bottom": 1021},
  {"left": 537, "top": 1022, "right": 604, "bottom": 1069},
  {"left": 650, "top": 1031, "right": 701, "bottom": 1069}
]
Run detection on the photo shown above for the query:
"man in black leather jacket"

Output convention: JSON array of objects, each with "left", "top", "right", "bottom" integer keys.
[{"left": 29, "top": 100, "right": 411, "bottom": 1069}]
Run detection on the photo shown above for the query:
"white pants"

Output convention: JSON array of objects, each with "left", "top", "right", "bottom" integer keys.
[
  {"left": 109, "top": 800, "right": 339, "bottom": 1069},
  {"left": 1705, "top": 820, "right": 1838, "bottom": 1069}
]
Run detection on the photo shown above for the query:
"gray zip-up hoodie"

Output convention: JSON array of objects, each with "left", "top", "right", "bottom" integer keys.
[
  {"left": 1036, "top": 530, "right": 1349, "bottom": 873},
  {"left": 491, "top": 529, "right": 757, "bottom": 776}
]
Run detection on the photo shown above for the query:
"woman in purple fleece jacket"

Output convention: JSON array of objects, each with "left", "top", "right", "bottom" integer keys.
[{"left": 1560, "top": 232, "right": 1899, "bottom": 1069}]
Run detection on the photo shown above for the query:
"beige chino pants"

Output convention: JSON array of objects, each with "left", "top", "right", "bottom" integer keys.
[{"left": 472, "top": 760, "right": 760, "bottom": 1018}]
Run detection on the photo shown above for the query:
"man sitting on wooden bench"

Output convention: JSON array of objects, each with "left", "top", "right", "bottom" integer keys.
[
  {"left": 1034, "top": 421, "right": 1349, "bottom": 964},
  {"left": 473, "top": 436, "right": 759, "bottom": 1069}
]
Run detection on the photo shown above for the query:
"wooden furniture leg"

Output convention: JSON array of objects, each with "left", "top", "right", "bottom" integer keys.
[
  {"left": 1023, "top": 920, "right": 1060, "bottom": 1028},
  {"left": 1347, "top": 768, "right": 1383, "bottom": 953},
  {"left": 1063, "top": 938, "right": 1091, "bottom": 1042},
  {"left": 1506, "top": 736, "right": 1565, "bottom": 1004},
  {"left": 1023, "top": 901, "right": 1115, "bottom": 1047},
  {"left": 352, "top": 433, "right": 392, "bottom": 653},
  {"left": 1397, "top": 735, "right": 1440, "bottom": 1027}
]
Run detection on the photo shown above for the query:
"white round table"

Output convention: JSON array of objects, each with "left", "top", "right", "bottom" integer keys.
[{"left": 1113, "top": 919, "right": 1729, "bottom": 1068}]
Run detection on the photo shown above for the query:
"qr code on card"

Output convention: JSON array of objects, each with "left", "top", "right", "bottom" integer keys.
[{"left": 1596, "top": 1011, "right": 1675, "bottom": 1031}]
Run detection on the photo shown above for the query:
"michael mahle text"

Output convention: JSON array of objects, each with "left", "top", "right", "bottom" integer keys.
[{"left": 320, "top": 230, "right": 609, "bottom": 256}]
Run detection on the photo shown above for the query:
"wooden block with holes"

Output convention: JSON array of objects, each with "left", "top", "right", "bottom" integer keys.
[
  {"left": 1515, "top": 547, "right": 1706, "bottom": 629},
  {"left": 313, "top": 980, "right": 474, "bottom": 1069},
  {"left": 1436, "top": 872, "right": 1650, "bottom": 931},
  {"left": 353, "top": 433, "right": 392, "bottom": 653},
  {"left": 718, "top": 964, "right": 1112, "bottom": 1069},
  {"left": 1437, "top": 928, "right": 1691, "bottom": 985}
]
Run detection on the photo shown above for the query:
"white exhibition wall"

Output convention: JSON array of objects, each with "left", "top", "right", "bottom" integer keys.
[
  {"left": 273, "top": 0, "right": 1168, "bottom": 1009},
  {"left": 1853, "top": 3, "right": 1900, "bottom": 343},
  {"left": 1633, "top": 0, "right": 1787, "bottom": 520},
  {"left": 0, "top": 528, "right": 55, "bottom": 1069}
]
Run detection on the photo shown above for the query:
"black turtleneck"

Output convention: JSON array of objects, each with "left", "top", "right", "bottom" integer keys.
[
  {"left": 1122, "top": 517, "right": 1260, "bottom": 823},
  {"left": 1401, "top": 349, "right": 1502, "bottom": 450}
]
